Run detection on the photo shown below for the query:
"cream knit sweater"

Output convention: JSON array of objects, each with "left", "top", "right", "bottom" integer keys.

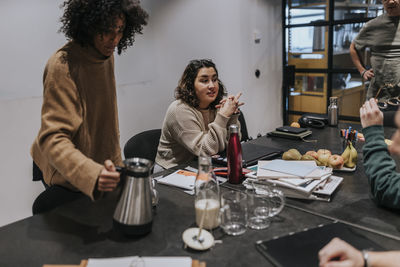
[{"left": 156, "top": 100, "right": 239, "bottom": 169}]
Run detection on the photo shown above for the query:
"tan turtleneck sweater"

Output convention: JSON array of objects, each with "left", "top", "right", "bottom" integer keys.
[{"left": 31, "top": 41, "right": 122, "bottom": 200}]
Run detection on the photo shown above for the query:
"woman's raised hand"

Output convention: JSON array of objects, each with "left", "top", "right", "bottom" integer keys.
[{"left": 217, "top": 92, "right": 244, "bottom": 117}]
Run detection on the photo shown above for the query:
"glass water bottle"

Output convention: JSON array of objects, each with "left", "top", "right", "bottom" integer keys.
[{"left": 194, "top": 156, "right": 220, "bottom": 230}]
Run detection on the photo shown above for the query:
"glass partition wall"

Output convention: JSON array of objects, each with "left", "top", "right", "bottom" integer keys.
[{"left": 282, "top": 0, "right": 384, "bottom": 124}]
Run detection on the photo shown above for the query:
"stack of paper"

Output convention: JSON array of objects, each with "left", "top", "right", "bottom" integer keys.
[{"left": 244, "top": 160, "right": 342, "bottom": 201}]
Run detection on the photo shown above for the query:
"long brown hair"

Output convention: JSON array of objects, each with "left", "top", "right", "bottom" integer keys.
[{"left": 175, "top": 59, "right": 226, "bottom": 108}]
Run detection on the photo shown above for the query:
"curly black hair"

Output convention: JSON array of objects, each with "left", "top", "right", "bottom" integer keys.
[
  {"left": 60, "top": 0, "right": 148, "bottom": 54},
  {"left": 175, "top": 59, "right": 226, "bottom": 109}
]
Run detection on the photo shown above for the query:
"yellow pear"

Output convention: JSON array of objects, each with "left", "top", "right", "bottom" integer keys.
[{"left": 342, "top": 142, "right": 357, "bottom": 168}]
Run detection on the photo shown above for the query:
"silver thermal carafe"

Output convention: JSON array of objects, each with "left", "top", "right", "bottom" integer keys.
[{"left": 114, "top": 158, "right": 153, "bottom": 236}]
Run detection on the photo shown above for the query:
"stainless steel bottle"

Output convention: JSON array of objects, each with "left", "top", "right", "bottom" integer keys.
[
  {"left": 113, "top": 158, "right": 153, "bottom": 236},
  {"left": 328, "top": 97, "right": 338, "bottom": 126},
  {"left": 227, "top": 124, "right": 243, "bottom": 184}
]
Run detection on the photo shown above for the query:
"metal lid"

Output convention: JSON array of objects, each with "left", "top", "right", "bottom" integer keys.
[
  {"left": 229, "top": 124, "right": 239, "bottom": 133},
  {"left": 123, "top": 157, "right": 153, "bottom": 177}
]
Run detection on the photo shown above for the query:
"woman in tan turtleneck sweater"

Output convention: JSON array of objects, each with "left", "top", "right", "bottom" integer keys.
[
  {"left": 31, "top": 0, "right": 148, "bottom": 211},
  {"left": 156, "top": 59, "right": 244, "bottom": 169}
]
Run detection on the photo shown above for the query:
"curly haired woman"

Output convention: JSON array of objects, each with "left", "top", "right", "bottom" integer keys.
[
  {"left": 155, "top": 59, "right": 244, "bottom": 169},
  {"left": 31, "top": 0, "right": 148, "bottom": 213}
]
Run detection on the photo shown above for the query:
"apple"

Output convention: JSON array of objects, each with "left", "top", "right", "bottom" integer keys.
[
  {"left": 328, "top": 154, "right": 344, "bottom": 169},
  {"left": 317, "top": 149, "right": 331, "bottom": 166},
  {"left": 301, "top": 154, "right": 315, "bottom": 161},
  {"left": 317, "top": 149, "right": 332, "bottom": 158},
  {"left": 305, "top": 150, "right": 318, "bottom": 160}
]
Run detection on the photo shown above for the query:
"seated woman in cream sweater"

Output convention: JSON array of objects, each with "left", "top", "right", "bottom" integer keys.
[{"left": 155, "top": 59, "right": 244, "bottom": 169}]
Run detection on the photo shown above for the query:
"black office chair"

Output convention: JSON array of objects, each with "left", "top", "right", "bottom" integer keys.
[
  {"left": 239, "top": 111, "right": 250, "bottom": 142},
  {"left": 123, "top": 129, "right": 162, "bottom": 162},
  {"left": 32, "top": 162, "right": 84, "bottom": 215}
]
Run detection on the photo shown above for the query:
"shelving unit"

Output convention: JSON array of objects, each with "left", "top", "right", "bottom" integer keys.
[{"left": 282, "top": 0, "right": 383, "bottom": 124}]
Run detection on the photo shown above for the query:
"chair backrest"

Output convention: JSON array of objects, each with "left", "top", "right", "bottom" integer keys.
[
  {"left": 239, "top": 112, "right": 250, "bottom": 142},
  {"left": 123, "top": 129, "right": 162, "bottom": 162}
]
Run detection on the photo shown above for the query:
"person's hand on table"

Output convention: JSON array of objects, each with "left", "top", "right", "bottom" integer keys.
[
  {"left": 360, "top": 98, "right": 383, "bottom": 128},
  {"left": 216, "top": 92, "right": 244, "bottom": 116},
  {"left": 97, "top": 159, "right": 120, "bottom": 192},
  {"left": 318, "top": 237, "right": 364, "bottom": 267}
]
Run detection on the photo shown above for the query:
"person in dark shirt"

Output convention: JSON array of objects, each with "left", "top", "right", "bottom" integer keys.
[
  {"left": 319, "top": 97, "right": 400, "bottom": 267},
  {"left": 360, "top": 98, "right": 400, "bottom": 210}
]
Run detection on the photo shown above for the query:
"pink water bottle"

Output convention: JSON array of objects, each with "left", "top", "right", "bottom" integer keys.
[{"left": 227, "top": 124, "right": 243, "bottom": 184}]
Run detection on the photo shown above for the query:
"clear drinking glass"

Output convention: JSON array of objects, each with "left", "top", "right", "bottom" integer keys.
[
  {"left": 246, "top": 188, "right": 271, "bottom": 230},
  {"left": 250, "top": 182, "right": 285, "bottom": 220},
  {"left": 220, "top": 190, "right": 247, "bottom": 236}
]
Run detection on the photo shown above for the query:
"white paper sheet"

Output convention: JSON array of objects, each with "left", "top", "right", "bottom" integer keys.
[
  {"left": 260, "top": 159, "right": 319, "bottom": 178},
  {"left": 87, "top": 256, "right": 192, "bottom": 267}
]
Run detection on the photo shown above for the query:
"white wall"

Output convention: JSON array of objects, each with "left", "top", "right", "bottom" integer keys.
[{"left": 0, "top": 0, "right": 282, "bottom": 226}]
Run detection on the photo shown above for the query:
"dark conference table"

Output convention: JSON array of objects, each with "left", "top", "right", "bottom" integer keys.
[{"left": 1, "top": 124, "right": 400, "bottom": 267}]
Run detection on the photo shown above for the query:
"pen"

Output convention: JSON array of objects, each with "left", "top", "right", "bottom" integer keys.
[
  {"left": 374, "top": 84, "right": 384, "bottom": 100},
  {"left": 317, "top": 177, "right": 330, "bottom": 190},
  {"left": 299, "top": 179, "right": 314, "bottom": 188}
]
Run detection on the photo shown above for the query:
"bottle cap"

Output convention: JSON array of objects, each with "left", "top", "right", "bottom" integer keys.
[
  {"left": 182, "top": 227, "right": 214, "bottom": 250},
  {"left": 198, "top": 155, "right": 211, "bottom": 166},
  {"left": 229, "top": 124, "right": 239, "bottom": 133}
]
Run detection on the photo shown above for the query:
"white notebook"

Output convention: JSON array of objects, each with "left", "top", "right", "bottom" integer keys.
[
  {"left": 156, "top": 170, "right": 197, "bottom": 190},
  {"left": 258, "top": 160, "right": 327, "bottom": 179}
]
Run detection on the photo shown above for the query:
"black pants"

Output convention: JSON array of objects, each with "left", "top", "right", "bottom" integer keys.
[{"left": 32, "top": 162, "right": 84, "bottom": 215}]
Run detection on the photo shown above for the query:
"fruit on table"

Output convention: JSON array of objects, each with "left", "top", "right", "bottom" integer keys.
[
  {"left": 282, "top": 148, "right": 346, "bottom": 169},
  {"left": 305, "top": 150, "right": 318, "bottom": 160},
  {"left": 317, "top": 149, "right": 332, "bottom": 166},
  {"left": 317, "top": 149, "right": 332, "bottom": 157},
  {"left": 290, "top": 122, "right": 300, "bottom": 128},
  {"left": 341, "top": 142, "right": 357, "bottom": 168},
  {"left": 328, "top": 154, "right": 344, "bottom": 169},
  {"left": 282, "top": 148, "right": 302, "bottom": 160},
  {"left": 301, "top": 154, "right": 315, "bottom": 161}
]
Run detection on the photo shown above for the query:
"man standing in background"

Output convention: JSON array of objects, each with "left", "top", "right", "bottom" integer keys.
[{"left": 350, "top": 0, "right": 400, "bottom": 100}]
